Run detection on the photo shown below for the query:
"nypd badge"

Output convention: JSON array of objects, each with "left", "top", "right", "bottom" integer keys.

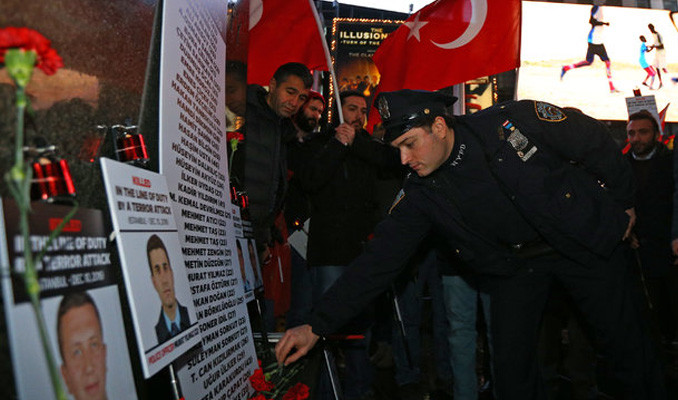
[
  {"left": 535, "top": 101, "right": 567, "bottom": 122},
  {"left": 506, "top": 127, "right": 538, "bottom": 162}
]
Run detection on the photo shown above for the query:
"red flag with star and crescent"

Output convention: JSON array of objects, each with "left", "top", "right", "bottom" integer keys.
[
  {"left": 247, "top": 0, "right": 330, "bottom": 85},
  {"left": 369, "top": 0, "right": 521, "bottom": 129}
]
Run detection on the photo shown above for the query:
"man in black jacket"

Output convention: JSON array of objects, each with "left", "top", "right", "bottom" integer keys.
[
  {"left": 626, "top": 110, "right": 678, "bottom": 345},
  {"left": 230, "top": 62, "right": 312, "bottom": 256},
  {"left": 297, "top": 90, "right": 400, "bottom": 400},
  {"left": 285, "top": 90, "right": 325, "bottom": 328},
  {"left": 276, "top": 90, "right": 666, "bottom": 399}
]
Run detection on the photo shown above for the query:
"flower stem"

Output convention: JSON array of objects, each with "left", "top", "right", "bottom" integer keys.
[
  {"left": 11, "top": 84, "right": 68, "bottom": 400},
  {"left": 11, "top": 86, "right": 27, "bottom": 185}
]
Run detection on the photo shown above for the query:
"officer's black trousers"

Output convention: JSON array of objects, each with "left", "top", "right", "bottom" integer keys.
[{"left": 481, "top": 245, "right": 666, "bottom": 400}]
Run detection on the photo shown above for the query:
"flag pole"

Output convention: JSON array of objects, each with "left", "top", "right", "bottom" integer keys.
[{"left": 308, "top": 0, "right": 343, "bottom": 124}]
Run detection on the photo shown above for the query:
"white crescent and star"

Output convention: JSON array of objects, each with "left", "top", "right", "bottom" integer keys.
[
  {"left": 403, "top": 0, "right": 487, "bottom": 50},
  {"left": 403, "top": 12, "right": 428, "bottom": 41}
]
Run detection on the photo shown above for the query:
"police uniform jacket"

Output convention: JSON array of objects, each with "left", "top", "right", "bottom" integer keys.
[{"left": 308, "top": 100, "right": 634, "bottom": 336}]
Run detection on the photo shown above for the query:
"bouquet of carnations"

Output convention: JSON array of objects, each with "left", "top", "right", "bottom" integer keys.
[{"left": 248, "top": 359, "right": 310, "bottom": 400}]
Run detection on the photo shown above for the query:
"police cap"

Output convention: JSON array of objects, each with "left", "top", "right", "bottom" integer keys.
[{"left": 376, "top": 89, "right": 457, "bottom": 143}]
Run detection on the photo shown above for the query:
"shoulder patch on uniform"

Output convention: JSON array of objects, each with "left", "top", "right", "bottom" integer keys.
[
  {"left": 534, "top": 101, "right": 567, "bottom": 122},
  {"left": 388, "top": 189, "right": 405, "bottom": 214}
]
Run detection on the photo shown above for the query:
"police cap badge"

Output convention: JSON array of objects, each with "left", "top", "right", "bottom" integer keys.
[{"left": 375, "top": 89, "right": 457, "bottom": 143}]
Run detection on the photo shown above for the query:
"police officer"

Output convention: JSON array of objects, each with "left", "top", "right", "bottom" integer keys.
[{"left": 275, "top": 90, "right": 666, "bottom": 399}]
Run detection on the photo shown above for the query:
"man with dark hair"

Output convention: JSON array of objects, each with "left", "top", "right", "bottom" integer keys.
[
  {"left": 57, "top": 291, "right": 108, "bottom": 400},
  {"left": 293, "top": 90, "right": 325, "bottom": 137},
  {"left": 230, "top": 62, "right": 312, "bottom": 258},
  {"left": 626, "top": 110, "right": 678, "bottom": 346},
  {"left": 296, "top": 89, "right": 400, "bottom": 400},
  {"left": 147, "top": 234, "right": 190, "bottom": 343},
  {"left": 277, "top": 90, "right": 666, "bottom": 399}
]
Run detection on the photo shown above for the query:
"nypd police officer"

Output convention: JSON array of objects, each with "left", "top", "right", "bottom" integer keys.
[{"left": 275, "top": 90, "right": 666, "bottom": 399}]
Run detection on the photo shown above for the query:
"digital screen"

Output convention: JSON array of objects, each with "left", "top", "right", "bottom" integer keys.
[{"left": 518, "top": 1, "right": 678, "bottom": 121}]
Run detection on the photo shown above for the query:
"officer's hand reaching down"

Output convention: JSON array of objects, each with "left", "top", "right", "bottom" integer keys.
[{"left": 275, "top": 324, "right": 319, "bottom": 366}]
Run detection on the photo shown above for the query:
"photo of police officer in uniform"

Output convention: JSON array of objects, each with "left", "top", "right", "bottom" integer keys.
[{"left": 146, "top": 234, "right": 192, "bottom": 343}]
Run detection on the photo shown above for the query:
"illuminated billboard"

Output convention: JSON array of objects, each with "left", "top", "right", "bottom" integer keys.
[{"left": 518, "top": 1, "right": 678, "bottom": 121}]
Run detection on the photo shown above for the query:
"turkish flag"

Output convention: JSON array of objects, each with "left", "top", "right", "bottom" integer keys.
[
  {"left": 369, "top": 0, "right": 521, "bottom": 130},
  {"left": 247, "top": 0, "right": 329, "bottom": 85}
]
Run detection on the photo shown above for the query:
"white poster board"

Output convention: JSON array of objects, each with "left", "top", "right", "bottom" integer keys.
[
  {"left": 100, "top": 159, "right": 201, "bottom": 377},
  {"left": 158, "top": 0, "right": 257, "bottom": 398},
  {"left": 0, "top": 200, "right": 137, "bottom": 400}
]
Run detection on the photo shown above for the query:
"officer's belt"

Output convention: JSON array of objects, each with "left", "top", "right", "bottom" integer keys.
[{"left": 507, "top": 239, "right": 557, "bottom": 259}]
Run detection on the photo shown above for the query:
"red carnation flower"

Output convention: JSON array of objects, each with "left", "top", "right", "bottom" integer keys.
[
  {"left": 248, "top": 395, "right": 269, "bottom": 400},
  {"left": 0, "top": 27, "right": 63, "bottom": 75},
  {"left": 227, "top": 131, "right": 244, "bottom": 143},
  {"left": 249, "top": 368, "right": 275, "bottom": 392},
  {"left": 282, "top": 383, "right": 310, "bottom": 400}
]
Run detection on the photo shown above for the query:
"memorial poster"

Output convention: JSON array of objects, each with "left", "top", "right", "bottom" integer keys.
[
  {"left": 0, "top": 200, "right": 137, "bottom": 400},
  {"left": 158, "top": 0, "right": 257, "bottom": 398},
  {"left": 330, "top": 18, "right": 401, "bottom": 122},
  {"left": 100, "top": 159, "right": 201, "bottom": 377}
]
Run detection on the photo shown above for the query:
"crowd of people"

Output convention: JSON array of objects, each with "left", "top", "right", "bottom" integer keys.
[{"left": 226, "top": 60, "right": 678, "bottom": 400}]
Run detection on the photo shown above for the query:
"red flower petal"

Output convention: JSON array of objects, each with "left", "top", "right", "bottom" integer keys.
[
  {"left": 282, "top": 383, "right": 310, "bottom": 400},
  {"left": 0, "top": 27, "right": 63, "bottom": 75}
]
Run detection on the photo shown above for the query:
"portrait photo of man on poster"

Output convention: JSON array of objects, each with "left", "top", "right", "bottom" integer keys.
[
  {"left": 146, "top": 234, "right": 192, "bottom": 343},
  {"left": 57, "top": 291, "right": 109, "bottom": 400},
  {"left": 15, "top": 287, "right": 139, "bottom": 400}
]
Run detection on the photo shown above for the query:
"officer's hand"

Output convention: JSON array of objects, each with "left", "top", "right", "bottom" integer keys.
[
  {"left": 275, "top": 324, "right": 319, "bottom": 366},
  {"left": 671, "top": 238, "right": 678, "bottom": 265},
  {"left": 334, "top": 123, "right": 356, "bottom": 146},
  {"left": 623, "top": 208, "right": 636, "bottom": 241}
]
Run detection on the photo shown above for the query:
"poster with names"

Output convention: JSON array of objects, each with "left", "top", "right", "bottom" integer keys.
[
  {"left": 100, "top": 159, "right": 202, "bottom": 378},
  {"left": 158, "top": 0, "right": 257, "bottom": 399}
]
